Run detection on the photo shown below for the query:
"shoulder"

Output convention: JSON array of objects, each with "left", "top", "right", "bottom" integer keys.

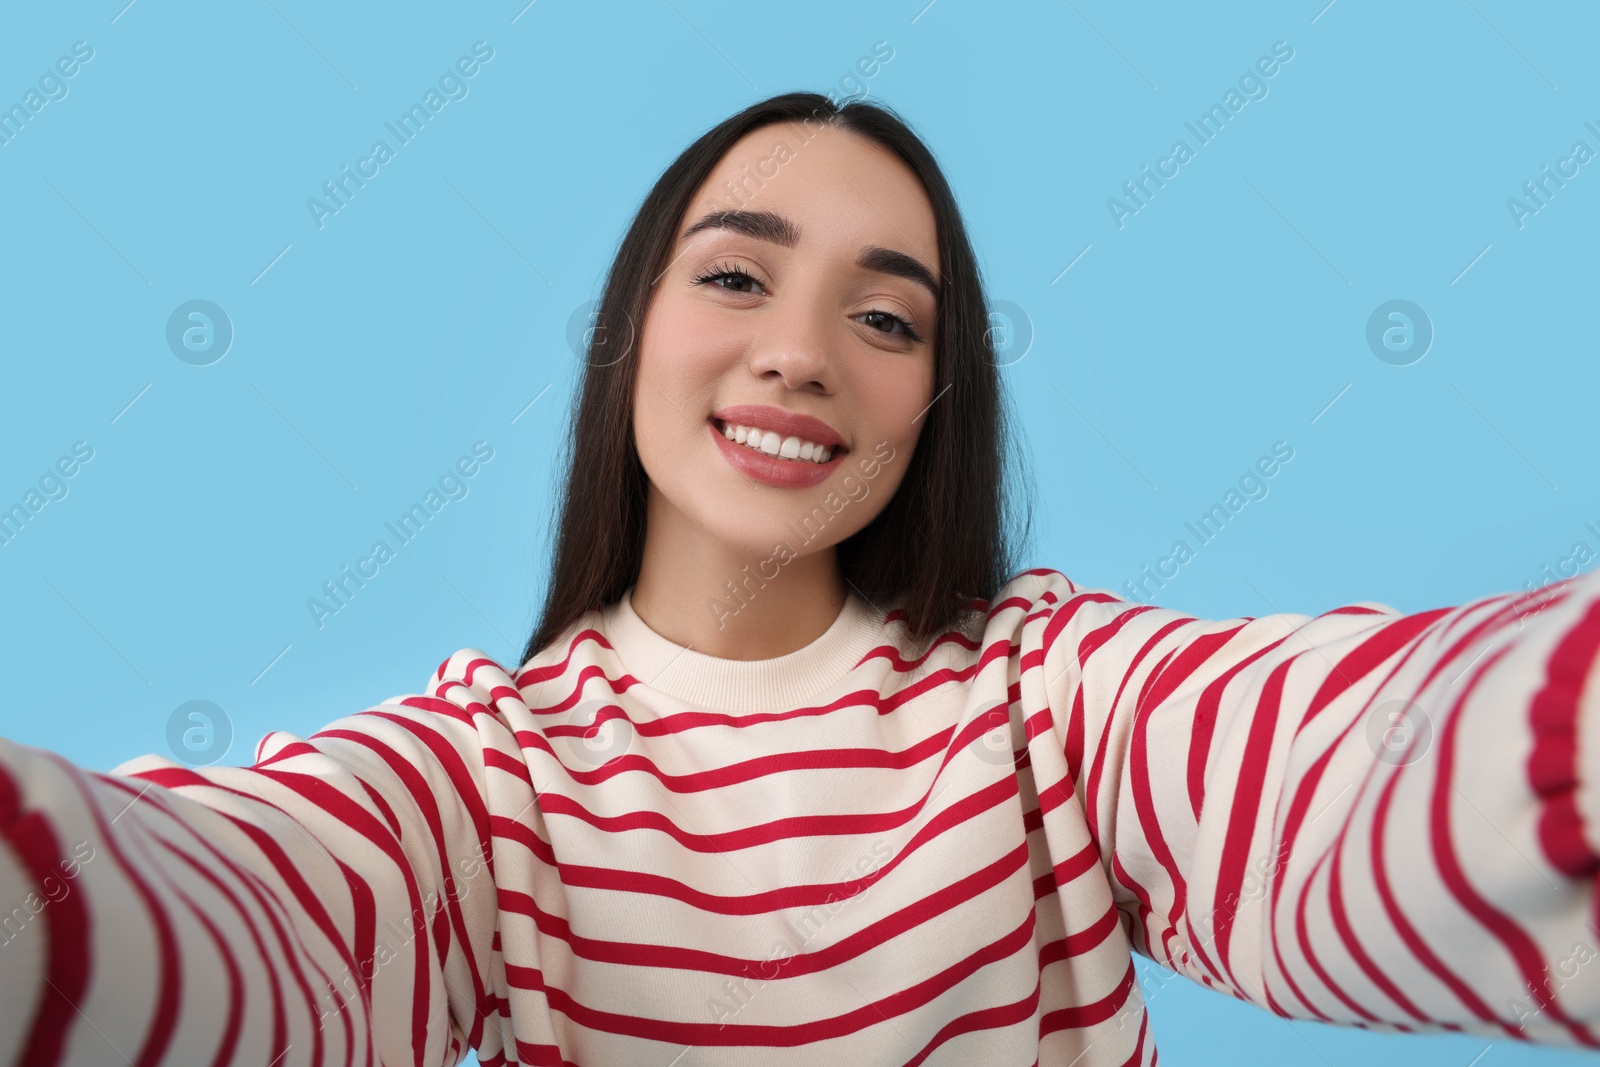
[
  {"left": 988, "top": 567, "right": 1095, "bottom": 611},
  {"left": 505, "top": 604, "right": 610, "bottom": 685},
  {"left": 979, "top": 567, "right": 1132, "bottom": 630},
  {"left": 393, "top": 647, "right": 534, "bottom": 727},
  {"left": 969, "top": 567, "right": 1193, "bottom": 672},
  {"left": 882, "top": 567, "right": 1135, "bottom": 663}
]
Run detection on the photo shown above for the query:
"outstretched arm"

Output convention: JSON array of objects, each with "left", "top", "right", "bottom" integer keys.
[
  {"left": 1035, "top": 567, "right": 1600, "bottom": 1046},
  {"left": 0, "top": 650, "right": 537, "bottom": 1067}
]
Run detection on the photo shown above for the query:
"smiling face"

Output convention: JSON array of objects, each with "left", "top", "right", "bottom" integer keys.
[{"left": 631, "top": 120, "right": 941, "bottom": 563}]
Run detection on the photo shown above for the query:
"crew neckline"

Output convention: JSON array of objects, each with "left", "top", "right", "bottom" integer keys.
[{"left": 599, "top": 586, "right": 890, "bottom": 712}]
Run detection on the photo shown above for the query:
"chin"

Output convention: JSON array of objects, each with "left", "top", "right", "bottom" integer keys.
[{"left": 694, "top": 512, "right": 794, "bottom": 555}]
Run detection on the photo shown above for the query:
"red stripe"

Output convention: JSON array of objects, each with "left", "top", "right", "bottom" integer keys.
[
  {"left": 521, "top": 653, "right": 996, "bottom": 741},
  {"left": 1053, "top": 839, "right": 1101, "bottom": 887},
  {"left": 1262, "top": 612, "right": 1455, "bottom": 1021},
  {"left": 1110, "top": 852, "right": 1156, "bottom": 959},
  {"left": 1304, "top": 595, "right": 1562, "bottom": 1035},
  {"left": 106, "top": 791, "right": 256, "bottom": 1067},
  {"left": 499, "top": 842, "right": 1028, "bottom": 977},
  {"left": 1370, "top": 741, "right": 1519, "bottom": 1032},
  {"left": 333, "top": 709, "right": 494, "bottom": 886},
  {"left": 898, "top": 981, "right": 1040, "bottom": 1067},
  {"left": 1134, "top": 624, "right": 1245, "bottom": 821},
  {"left": 524, "top": 771, "right": 1015, "bottom": 914},
  {"left": 1038, "top": 902, "right": 1120, "bottom": 966},
  {"left": 1528, "top": 594, "right": 1600, "bottom": 875},
  {"left": 1081, "top": 613, "right": 1181, "bottom": 848},
  {"left": 174, "top": 882, "right": 247, "bottom": 1067},
  {"left": 1288, "top": 845, "right": 1376, "bottom": 1022},
  {"left": 55, "top": 760, "right": 184, "bottom": 1067},
  {"left": 501, "top": 912, "right": 1038, "bottom": 1045},
  {"left": 1429, "top": 641, "right": 1600, "bottom": 1046},
  {"left": 1206, "top": 656, "right": 1293, "bottom": 993},
  {"left": 155, "top": 751, "right": 479, "bottom": 1060},
  {"left": 1123, "top": 624, "right": 1246, "bottom": 964},
  {"left": 161, "top": 841, "right": 298, "bottom": 1067},
  {"left": 514, "top": 630, "right": 608, "bottom": 686},
  {"left": 1040, "top": 957, "right": 1138, "bottom": 1031},
  {"left": 1273, "top": 604, "right": 1507, "bottom": 1025},
  {"left": 534, "top": 707, "right": 967, "bottom": 791},
  {"left": 107, "top": 772, "right": 345, "bottom": 1066},
  {"left": 0, "top": 758, "right": 92, "bottom": 1067},
  {"left": 532, "top": 714, "right": 1017, "bottom": 853}
]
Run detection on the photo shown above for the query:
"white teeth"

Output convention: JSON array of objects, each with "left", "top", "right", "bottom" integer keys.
[{"left": 716, "top": 421, "right": 836, "bottom": 464}]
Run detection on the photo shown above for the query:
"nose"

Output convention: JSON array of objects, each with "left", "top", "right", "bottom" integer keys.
[{"left": 746, "top": 292, "right": 837, "bottom": 393}]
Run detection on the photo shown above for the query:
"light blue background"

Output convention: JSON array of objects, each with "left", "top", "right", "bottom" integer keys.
[{"left": 2, "top": 1, "right": 1598, "bottom": 1064}]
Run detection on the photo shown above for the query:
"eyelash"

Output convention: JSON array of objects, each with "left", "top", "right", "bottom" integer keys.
[{"left": 688, "top": 263, "right": 926, "bottom": 344}]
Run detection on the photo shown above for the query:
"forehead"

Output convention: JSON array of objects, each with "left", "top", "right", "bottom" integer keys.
[{"left": 685, "top": 121, "right": 939, "bottom": 271}]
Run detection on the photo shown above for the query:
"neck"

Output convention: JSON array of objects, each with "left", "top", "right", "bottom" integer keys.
[{"left": 631, "top": 484, "right": 849, "bottom": 660}]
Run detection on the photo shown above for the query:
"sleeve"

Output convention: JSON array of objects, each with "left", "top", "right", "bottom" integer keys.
[
  {"left": 1031, "top": 567, "right": 1600, "bottom": 1047},
  {"left": 0, "top": 648, "right": 538, "bottom": 1067}
]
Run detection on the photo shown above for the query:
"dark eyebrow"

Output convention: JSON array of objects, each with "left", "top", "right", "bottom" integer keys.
[
  {"left": 681, "top": 209, "right": 800, "bottom": 248},
  {"left": 856, "top": 246, "right": 939, "bottom": 302},
  {"left": 679, "top": 209, "right": 940, "bottom": 300}
]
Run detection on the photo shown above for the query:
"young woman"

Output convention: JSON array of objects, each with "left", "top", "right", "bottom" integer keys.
[{"left": 3, "top": 91, "right": 1598, "bottom": 1067}]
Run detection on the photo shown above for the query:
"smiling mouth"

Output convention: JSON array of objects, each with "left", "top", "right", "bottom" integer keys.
[{"left": 711, "top": 418, "right": 846, "bottom": 465}]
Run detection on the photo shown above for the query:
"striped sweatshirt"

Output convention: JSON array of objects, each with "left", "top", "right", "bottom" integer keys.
[{"left": 3, "top": 565, "right": 1600, "bottom": 1066}]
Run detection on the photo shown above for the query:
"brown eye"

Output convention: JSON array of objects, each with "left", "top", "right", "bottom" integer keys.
[
  {"left": 689, "top": 265, "right": 765, "bottom": 294},
  {"left": 857, "top": 309, "right": 925, "bottom": 344}
]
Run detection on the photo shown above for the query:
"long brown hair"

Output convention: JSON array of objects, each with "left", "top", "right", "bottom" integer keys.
[{"left": 519, "top": 90, "right": 1033, "bottom": 664}]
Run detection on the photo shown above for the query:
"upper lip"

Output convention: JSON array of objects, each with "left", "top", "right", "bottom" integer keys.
[{"left": 710, "top": 405, "right": 848, "bottom": 452}]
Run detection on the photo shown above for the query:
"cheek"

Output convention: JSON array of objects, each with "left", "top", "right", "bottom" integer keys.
[
  {"left": 639, "top": 299, "right": 737, "bottom": 401},
  {"left": 856, "top": 362, "right": 935, "bottom": 451},
  {"left": 631, "top": 308, "right": 732, "bottom": 473},
  {"left": 828, "top": 364, "right": 932, "bottom": 528}
]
